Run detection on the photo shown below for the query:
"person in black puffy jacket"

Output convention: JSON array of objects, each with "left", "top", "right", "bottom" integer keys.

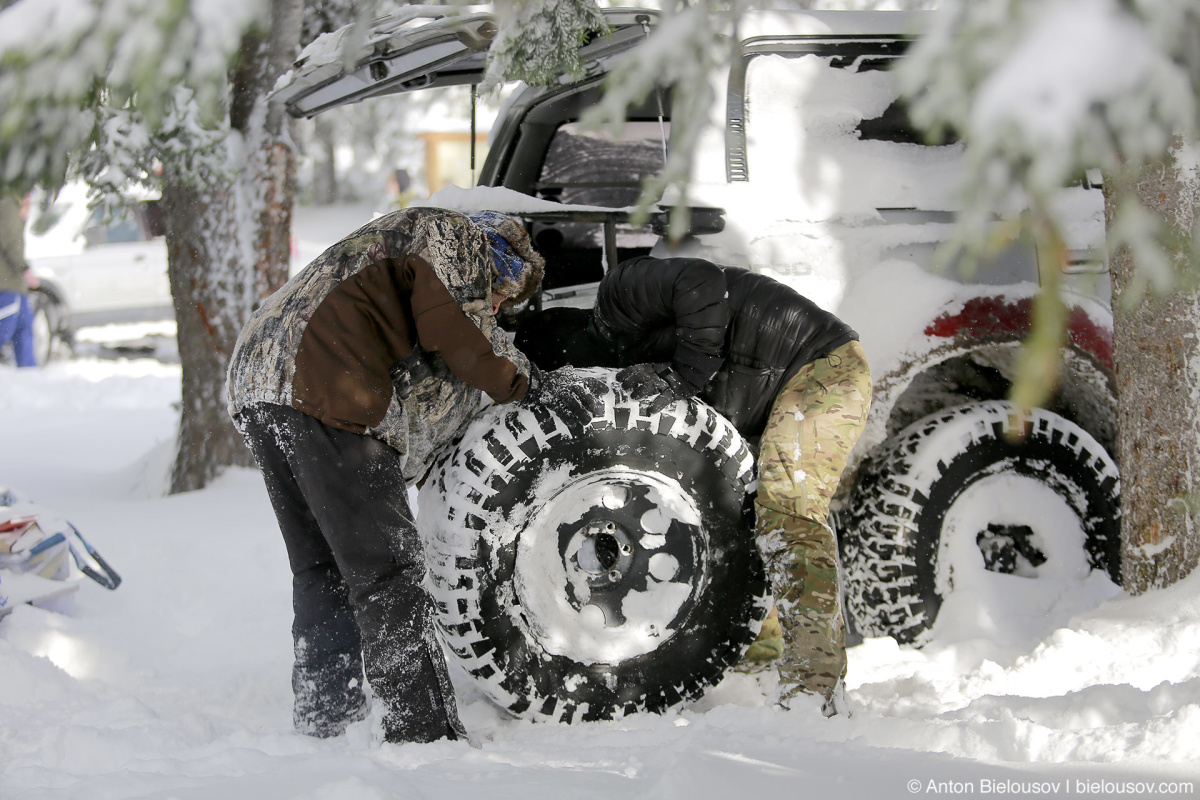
[{"left": 516, "top": 255, "right": 873, "bottom": 715}]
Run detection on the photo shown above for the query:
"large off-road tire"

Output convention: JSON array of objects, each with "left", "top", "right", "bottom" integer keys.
[
  {"left": 417, "top": 368, "right": 769, "bottom": 722},
  {"left": 839, "top": 401, "right": 1121, "bottom": 646}
]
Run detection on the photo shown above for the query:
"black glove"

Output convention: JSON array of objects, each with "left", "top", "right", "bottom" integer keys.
[
  {"left": 615, "top": 363, "right": 692, "bottom": 415},
  {"left": 388, "top": 348, "right": 434, "bottom": 402},
  {"left": 524, "top": 365, "right": 607, "bottom": 428}
]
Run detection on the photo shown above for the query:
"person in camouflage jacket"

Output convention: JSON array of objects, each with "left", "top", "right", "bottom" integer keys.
[
  {"left": 515, "top": 256, "right": 871, "bottom": 716},
  {"left": 228, "top": 207, "right": 588, "bottom": 744}
]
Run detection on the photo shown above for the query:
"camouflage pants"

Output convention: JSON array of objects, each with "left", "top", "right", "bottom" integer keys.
[{"left": 745, "top": 340, "right": 871, "bottom": 704}]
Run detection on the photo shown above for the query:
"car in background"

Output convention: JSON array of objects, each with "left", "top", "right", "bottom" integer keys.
[
  {"left": 18, "top": 184, "right": 357, "bottom": 365},
  {"left": 21, "top": 183, "right": 172, "bottom": 363}
]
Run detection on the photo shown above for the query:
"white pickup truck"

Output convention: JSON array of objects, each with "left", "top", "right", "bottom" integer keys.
[{"left": 18, "top": 183, "right": 173, "bottom": 363}]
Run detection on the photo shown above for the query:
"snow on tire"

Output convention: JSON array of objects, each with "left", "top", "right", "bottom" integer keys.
[
  {"left": 417, "top": 368, "right": 769, "bottom": 722},
  {"left": 839, "top": 401, "right": 1121, "bottom": 646}
]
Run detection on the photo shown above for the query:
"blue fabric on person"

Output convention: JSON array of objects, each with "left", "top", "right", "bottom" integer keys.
[
  {"left": 0, "top": 290, "right": 36, "bottom": 367},
  {"left": 467, "top": 211, "right": 525, "bottom": 285}
]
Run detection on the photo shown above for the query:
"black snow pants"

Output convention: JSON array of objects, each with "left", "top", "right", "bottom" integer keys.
[{"left": 238, "top": 402, "right": 464, "bottom": 744}]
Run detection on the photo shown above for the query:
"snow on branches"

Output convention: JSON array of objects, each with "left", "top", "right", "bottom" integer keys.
[
  {"left": 0, "top": 0, "right": 271, "bottom": 192},
  {"left": 900, "top": 0, "right": 1200, "bottom": 297},
  {"left": 483, "top": 0, "right": 611, "bottom": 89}
]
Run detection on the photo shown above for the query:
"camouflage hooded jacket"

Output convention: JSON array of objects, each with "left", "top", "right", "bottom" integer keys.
[{"left": 227, "top": 207, "right": 533, "bottom": 485}]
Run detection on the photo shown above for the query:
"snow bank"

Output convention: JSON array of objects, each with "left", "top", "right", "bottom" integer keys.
[{"left": 1, "top": 360, "right": 1197, "bottom": 798}]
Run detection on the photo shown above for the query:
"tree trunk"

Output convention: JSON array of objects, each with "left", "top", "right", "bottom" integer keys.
[
  {"left": 312, "top": 115, "right": 339, "bottom": 205},
  {"left": 1107, "top": 137, "right": 1200, "bottom": 593},
  {"left": 166, "top": 0, "right": 303, "bottom": 494},
  {"left": 162, "top": 174, "right": 251, "bottom": 492}
]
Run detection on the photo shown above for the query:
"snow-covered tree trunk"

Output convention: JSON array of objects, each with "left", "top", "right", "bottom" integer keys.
[
  {"left": 167, "top": 0, "right": 303, "bottom": 494},
  {"left": 162, "top": 172, "right": 248, "bottom": 492},
  {"left": 1108, "top": 137, "right": 1200, "bottom": 593}
]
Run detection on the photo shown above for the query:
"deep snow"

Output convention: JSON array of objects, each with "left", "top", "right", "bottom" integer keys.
[{"left": 2, "top": 357, "right": 1198, "bottom": 799}]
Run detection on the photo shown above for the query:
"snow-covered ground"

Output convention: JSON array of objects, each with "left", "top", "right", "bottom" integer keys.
[{"left": 2, "top": 361, "right": 1198, "bottom": 799}]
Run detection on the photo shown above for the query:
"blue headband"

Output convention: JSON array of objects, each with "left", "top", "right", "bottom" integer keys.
[{"left": 468, "top": 211, "right": 526, "bottom": 285}]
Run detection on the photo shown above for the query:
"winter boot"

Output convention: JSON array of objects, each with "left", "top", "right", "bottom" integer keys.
[{"left": 292, "top": 651, "right": 369, "bottom": 738}]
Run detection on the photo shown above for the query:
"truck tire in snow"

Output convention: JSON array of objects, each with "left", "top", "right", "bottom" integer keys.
[
  {"left": 418, "top": 369, "right": 769, "bottom": 722},
  {"left": 839, "top": 401, "right": 1121, "bottom": 646}
]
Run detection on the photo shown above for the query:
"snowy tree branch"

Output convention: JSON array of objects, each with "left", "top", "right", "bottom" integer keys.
[
  {"left": 0, "top": 0, "right": 270, "bottom": 192},
  {"left": 483, "top": 0, "right": 611, "bottom": 89},
  {"left": 900, "top": 0, "right": 1200, "bottom": 289}
]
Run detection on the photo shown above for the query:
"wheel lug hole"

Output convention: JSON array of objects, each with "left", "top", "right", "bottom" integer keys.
[{"left": 576, "top": 528, "right": 625, "bottom": 575}]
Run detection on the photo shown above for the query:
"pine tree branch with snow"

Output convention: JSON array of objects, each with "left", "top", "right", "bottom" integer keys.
[
  {"left": 483, "top": 0, "right": 611, "bottom": 89},
  {"left": 899, "top": 0, "right": 1200, "bottom": 301},
  {"left": 0, "top": 0, "right": 271, "bottom": 193}
]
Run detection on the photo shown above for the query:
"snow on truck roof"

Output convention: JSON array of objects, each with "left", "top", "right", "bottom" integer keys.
[
  {"left": 736, "top": 10, "right": 929, "bottom": 41},
  {"left": 274, "top": 6, "right": 933, "bottom": 118}
]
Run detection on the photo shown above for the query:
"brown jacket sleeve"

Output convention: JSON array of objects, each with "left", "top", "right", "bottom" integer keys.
[{"left": 408, "top": 255, "right": 530, "bottom": 404}]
